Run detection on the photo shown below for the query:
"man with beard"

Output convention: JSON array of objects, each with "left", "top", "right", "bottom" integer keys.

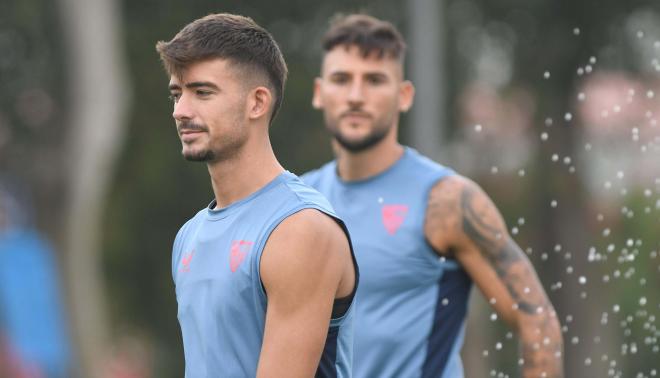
[
  {"left": 157, "top": 13, "right": 358, "bottom": 377},
  {"left": 303, "top": 14, "right": 563, "bottom": 378}
]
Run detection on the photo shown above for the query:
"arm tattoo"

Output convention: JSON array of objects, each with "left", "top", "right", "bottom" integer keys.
[
  {"left": 460, "top": 184, "right": 542, "bottom": 314},
  {"left": 457, "top": 182, "right": 564, "bottom": 377}
]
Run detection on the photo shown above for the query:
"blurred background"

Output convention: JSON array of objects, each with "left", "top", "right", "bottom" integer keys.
[{"left": 0, "top": 0, "right": 658, "bottom": 377}]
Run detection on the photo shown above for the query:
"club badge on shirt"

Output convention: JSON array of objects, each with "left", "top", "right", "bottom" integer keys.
[
  {"left": 382, "top": 204, "right": 409, "bottom": 235},
  {"left": 230, "top": 240, "right": 254, "bottom": 272}
]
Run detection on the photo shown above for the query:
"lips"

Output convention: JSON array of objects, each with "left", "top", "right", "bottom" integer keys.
[
  {"left": 341, "top": 111, "right": 371, "bottom": 119},
  {"left": 179, "top": 129, "right": 206, "bottom": 143},
  {"left": 179, "top": 129, "right": 204, "bottom": 135}
]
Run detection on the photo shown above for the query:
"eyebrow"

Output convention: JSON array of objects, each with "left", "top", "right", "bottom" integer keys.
[{"left": 168, "top": 81, "right": 220, "bottom": 91}]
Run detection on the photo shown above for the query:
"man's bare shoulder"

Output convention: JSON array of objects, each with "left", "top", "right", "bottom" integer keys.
[
  {"left": 270, "top": 208, "right": 346, "bottom": 247},
  {"left": 424, "top": 174, "right": 493, "bottom": 251},
  {"left": 260, "top": 208, "right": 349, "bottom": 287}
]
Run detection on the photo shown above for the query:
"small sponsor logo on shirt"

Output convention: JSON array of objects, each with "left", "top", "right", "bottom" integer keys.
[
  {"left": 382, "top": 204, "right": 409, "bottom": 235},
  {"left": 230, "top": 240, "right": 254, "bottom": 272},
  {"left": 180, "top": 250, "right": 195, "bottom": 273}
]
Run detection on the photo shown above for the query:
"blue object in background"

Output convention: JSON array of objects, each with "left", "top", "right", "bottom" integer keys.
[{"left": 0, "top": 227, "right": 71, "bottom": 378}]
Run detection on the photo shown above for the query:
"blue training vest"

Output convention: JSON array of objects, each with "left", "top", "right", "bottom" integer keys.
[
  {"left": 303, "top": 147, "right": 472, "bottom": 378},
  {"left": 172, "top": 171, "right": 357, "bottom": 378}
]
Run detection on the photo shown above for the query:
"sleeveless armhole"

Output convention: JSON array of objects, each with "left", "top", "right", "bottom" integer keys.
[
  {"left": 329, "top": 217, "right": 358, "bottom": 320},
  {"left": 254, "top": 205, "right": 359, "bottom": 321}
]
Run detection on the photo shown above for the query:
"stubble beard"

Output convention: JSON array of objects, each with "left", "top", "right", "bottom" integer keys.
[
  {"left": 326, "top": 114, "right": 392, "bottom": 153},
  {"left": 178, "top": 120, "right": 246, "bottom": 163}
]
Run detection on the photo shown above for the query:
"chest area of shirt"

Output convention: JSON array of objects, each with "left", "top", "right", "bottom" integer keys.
[{"left": 174, "top": 224, "right": 260, "bottom": 290}]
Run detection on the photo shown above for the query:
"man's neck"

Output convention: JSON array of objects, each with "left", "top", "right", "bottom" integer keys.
[
  {"left": 207, "top": 139, "right": 284, "bottom": 209},
  {"left": 334, "top": 136, "right": 404, "bottom": 182}
]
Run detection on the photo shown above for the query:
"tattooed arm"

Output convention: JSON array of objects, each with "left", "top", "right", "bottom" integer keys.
[{"left": 424, "top": 175, "right": 563, "bottom": 378}]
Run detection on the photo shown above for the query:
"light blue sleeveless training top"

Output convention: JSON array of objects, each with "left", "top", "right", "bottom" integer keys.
[
  {"left": 172, "top": 171, "right": 357, "bottom": 378},
  {"left": 303, "top": 147, "right": 472, "bottom": 378}
]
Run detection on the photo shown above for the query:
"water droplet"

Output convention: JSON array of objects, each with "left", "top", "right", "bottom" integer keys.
[
  {"left": 475, "top": 124, "right": 482, "bottom": 132},
  {"left": 613, "top": 304, "right": 620, "bottom": 313},
  {"left": 511, "top": 227, "right": 519, "bottom": 235},
  {"left": 543, "top": 71, "right": 551, "bottom": 79},
  {"left": 585, "top": 65, "right": 592, "bottom": 73},
  {"left": 541, "top": 132, "right": 549, "bottom": 141},
  {"left": 551, "top": 154, "right": 559, "bottom": 162},
  {"left": 637, "top": 30, "right": 645, "bottom": 39},
  {"left": 603, "top": 228, "right": 611, "bottom": 236},
  {"left": 617, "top": 171, "right": 624, "bottom": 179},
  {"left": 647, "top": 90, "right": 655, "bottom": 99},
  {"left": 544, "top": 118, "right": 553, "bottom": 126},
  {"left": 489, "top": 297, "right": 497, "bottom": 305},
  {"left": 604, "top": 181, "right": 612, "bottom": 189},
  {"left": 585, "top": 358, "right": 592, "bottom": 366},
  {"left": 517, "top": 217, "right": 525, "bottom": 225},
  {"left": 589, "top": 56, "right": 597, "bottom": 64},
  {"left": 577, "top": 92, "right": 586, "bottom": 101},
  {"left": 495, "top": 342, "right": 502, "bottom": 350},
  {"left": 563, "top": 156, "right": 571, "bottom": 165},
  {"left": 442, "top": 298, "right": 449, "bottom": 306},
  {"left": 518, "top": 169, "right": 526, "bottom": 177},
  {"left": 573, "top": 27, "right": 580, "bottom": 35},
  {"left": 579, "top": 276, "right": 587, "bottom": 284},
  {"left": 491, "top": 166, "right": 499, "bottom": 174},
  {"left": 640, "top": 297, "right": 647, "bottom": 306},
  {"left": 566, "top": 266, "right": 573, "bottom": 274},
  {"left": 490, "top": 313, "right": 498, "bottom": 321},
  {"left": 585, "top": 143, "right": 592, "bottom": 151},
  {"left": 551, "top": 200, "right": 558, "bottom": 208},
  {"left": 572, "top": 336, "right": 579, "bottom": 344},
  {"left": 564, "top": 112, "right": 573, "bottom": 121},
  {"left": 577, "top": 67, "right": 584, "bottom": 75}
]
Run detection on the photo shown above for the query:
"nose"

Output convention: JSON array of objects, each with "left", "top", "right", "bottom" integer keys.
[
  {"left": 347, "top": 80, "right": 365, "bottom": 105},
  {"left": 172, "top": 93, "right": 193, "bottom": 122}
]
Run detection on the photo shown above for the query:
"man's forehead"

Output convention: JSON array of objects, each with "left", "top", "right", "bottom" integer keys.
[{"left": 321, "top": 45, "right": 403, "bottom": 76}]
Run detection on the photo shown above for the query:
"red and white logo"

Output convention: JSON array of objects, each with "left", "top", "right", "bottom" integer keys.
[
  {"left": 230, "top": 240, "right": 254, "bottom": 272},
  {"left": 382, "top": 205, "right": 409, "bottom": 235},
  {"left": 180, "top": 250, "right": 195, "bottom": 273}
]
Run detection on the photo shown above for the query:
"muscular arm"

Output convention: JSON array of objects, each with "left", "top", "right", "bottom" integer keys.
[
  {"left": 257, "top": 209, "right": 354, "bottom": 378},
  {"left": 424, "top": 175, "right": 563, "bottom": 378}
]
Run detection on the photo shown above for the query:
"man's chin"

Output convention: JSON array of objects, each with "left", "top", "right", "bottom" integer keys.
[
  {"left": 182, "top": 149, "right": 215, "bottom": 162},
  {"left": 334, "top": 134, "right": 385, "bottom": 153}
]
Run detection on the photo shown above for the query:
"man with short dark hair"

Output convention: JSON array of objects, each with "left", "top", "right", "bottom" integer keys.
[
  {"left": 303, "top": 14, "right": 563, "bottom": 377},
  {"left": 157, "top": 13, "right": 358, "bottom": 377}
]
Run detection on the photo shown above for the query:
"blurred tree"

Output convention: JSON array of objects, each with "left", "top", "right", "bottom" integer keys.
[{"left": 56, "top": 0, "right": 130, "bottom": 376}]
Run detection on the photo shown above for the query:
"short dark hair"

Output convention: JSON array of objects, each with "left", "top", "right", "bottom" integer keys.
[
  {"left": 321, "top": 14, "right": 406, "bottom": 61},
  {"left": 156, "top": 13, "right": 288, "bottom": 123}
]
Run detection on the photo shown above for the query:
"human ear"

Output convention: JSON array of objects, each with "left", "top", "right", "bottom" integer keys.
[
  {"left": 399, "top": 80, "right": 415, "bottom": 112},
  {"left": 248, "top": 86, "right": 273, "bottom": 120},
  {"left": 312, "top": 77, "right": 323, "bottom": 109}
]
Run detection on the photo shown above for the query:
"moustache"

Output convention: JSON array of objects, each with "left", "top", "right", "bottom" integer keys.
[{"left": 177, "top": 121, "right": 208, "bottom": 134}]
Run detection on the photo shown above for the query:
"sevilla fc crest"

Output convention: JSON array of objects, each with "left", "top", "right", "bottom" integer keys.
[{"left": 381, "top": 205, "right": 409, "bottom": 235}]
